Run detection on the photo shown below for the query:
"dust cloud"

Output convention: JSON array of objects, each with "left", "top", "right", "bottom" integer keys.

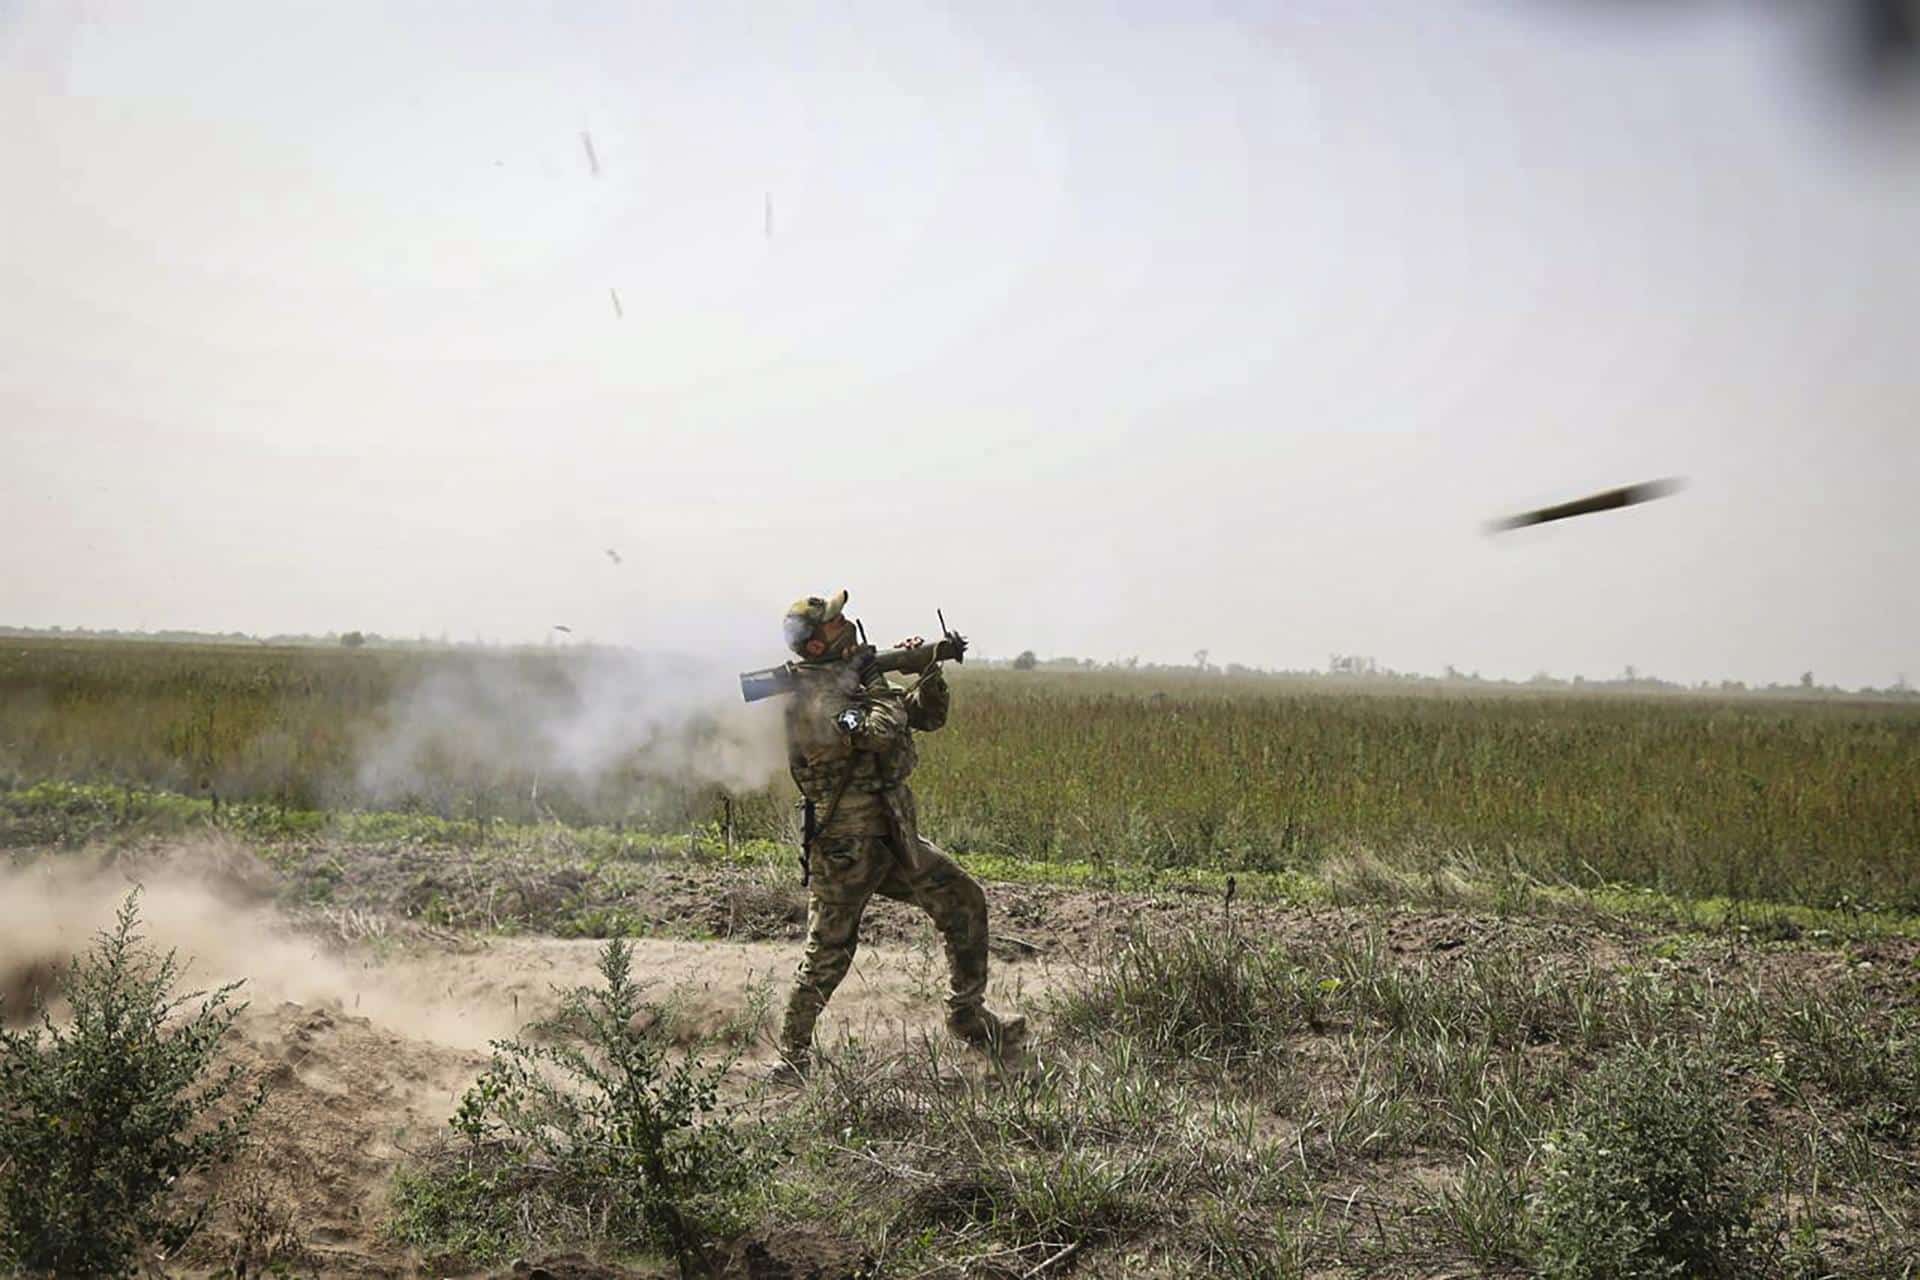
[
  {"left": 0, "top": 838, "right": 1033, "bottom": 1065},
  {"left": 0, "top": 839, "right": 522, "bottom": 1051}
]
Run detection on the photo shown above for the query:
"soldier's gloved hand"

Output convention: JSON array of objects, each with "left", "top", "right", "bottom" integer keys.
[{"left": 833, "top": 705, "right": 866, "bottom": 736}]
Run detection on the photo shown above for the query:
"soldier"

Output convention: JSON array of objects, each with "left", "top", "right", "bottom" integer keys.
[{"left": 772, "top": 589, "right": 1023, "bottom": 1081}]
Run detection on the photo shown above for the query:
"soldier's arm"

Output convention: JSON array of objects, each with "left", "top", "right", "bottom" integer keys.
[
  {"left": 832, "top": 688, "right": 913, "bottom": 752},
  {"left": 905, "top": 665, "right": 949, "bottom": 732}
]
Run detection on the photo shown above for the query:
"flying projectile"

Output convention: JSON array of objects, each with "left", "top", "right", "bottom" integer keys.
[{"left": 1489, "top": 478, "right": 1684, "bottom": 533}]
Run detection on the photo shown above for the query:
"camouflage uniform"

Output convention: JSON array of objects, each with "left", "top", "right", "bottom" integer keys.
[{"left": 776, "top": 655, "right": 999, "bottom": 1060}]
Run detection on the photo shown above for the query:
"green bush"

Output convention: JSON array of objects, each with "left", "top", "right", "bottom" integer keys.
[
  {"left": 1534, "top": 1045, "right": 1755, "bottom": 1279},
  {"left": 0, "top": 892, "right": 262, "bottom": 1278},
  {"left": 390, "top": 935, "right": 767, "bottom": 1276}
]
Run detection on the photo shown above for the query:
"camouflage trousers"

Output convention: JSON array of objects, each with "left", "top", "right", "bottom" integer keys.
[{"left": 778, "top": 832, "right": 988, "bottom": 1058}]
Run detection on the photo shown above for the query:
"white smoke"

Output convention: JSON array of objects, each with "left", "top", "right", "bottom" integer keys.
[{"left": 348, "top": 646, "right": 786, "bottom": 816}]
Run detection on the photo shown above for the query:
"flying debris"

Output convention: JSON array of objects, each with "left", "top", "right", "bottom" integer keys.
[
  {"left": 553, "top": 625, "right": 573, "bottom": 634},
  {"left": 604, "top": 548, "right": 622, "bottom": 565},
  {"left": 580, "top": 130, "right": 600, "bottom": 177},
  {"left": 609, "top": 288, "right": 624, "bottom": 319},
  {"left": 1489, "top": 478, "right": 1684, "bottom": 533}
]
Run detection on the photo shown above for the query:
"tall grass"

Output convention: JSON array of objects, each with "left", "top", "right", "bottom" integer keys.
[
  {"left": 916, "top": 672, "right": 1920, "bottom": 909},
  {"left": 3, "top": 639, "right": 1916, "bottom": 909}
]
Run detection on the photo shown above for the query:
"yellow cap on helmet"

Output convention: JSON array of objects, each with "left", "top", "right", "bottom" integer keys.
[{"left": 783, "top": 589, "right": 849, "bottom": 657}]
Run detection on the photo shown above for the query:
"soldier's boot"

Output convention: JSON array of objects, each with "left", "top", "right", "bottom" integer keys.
[
  {"left": 946, "top": 1005, "right": 1027, "bottom": 1055},
  {"left": 772, "top": 989, "right": 823, "bottom": 1085},
  {"left": 921, "top": 865, "right": 1016, "bottom": 1053}
]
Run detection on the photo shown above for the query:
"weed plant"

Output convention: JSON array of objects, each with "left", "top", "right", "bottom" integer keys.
[
  {"left": 1536, "top": 1046, "right": 1757, "bottom": 1279},
  {"left": 389, "top": 936, "right": 769, "bottom": 1276},
  {"left": 0, "top": 892, "right": 263, "bottom": 1278}
]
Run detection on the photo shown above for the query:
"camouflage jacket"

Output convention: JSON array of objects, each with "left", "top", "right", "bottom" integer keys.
[{"left": 784, "top": 657, "right": 949, "bottom": 870}]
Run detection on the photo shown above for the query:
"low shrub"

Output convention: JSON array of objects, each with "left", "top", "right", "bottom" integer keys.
[
  {"left": 0, "top": 891, "right": 263, "bottom": 1278},
  {"left": 1534, "top": 1044, "right": 1756, "bottom": 1279},
  {"left": 389, "top": 935, "right": 768, "bottom": 1276}
]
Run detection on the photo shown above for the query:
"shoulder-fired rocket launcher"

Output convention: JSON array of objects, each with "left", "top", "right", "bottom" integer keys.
[{"left": 739, "top": 612, "right": 968, "bottom": 703}]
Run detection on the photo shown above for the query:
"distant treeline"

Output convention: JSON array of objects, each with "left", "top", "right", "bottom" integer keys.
[
  {"left": 0, "top": 625, "right": 452, "bottom": 649},
  {"left": 987, "top": 651, "right": 1918, "bottom": 701},
  {"left": 2, "top": 625, "right": 1912, "bottom": 699}
]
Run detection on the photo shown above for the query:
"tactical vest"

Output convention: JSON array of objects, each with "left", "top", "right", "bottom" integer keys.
[
  {"left": 783, "top": 661, "right": 918, "bottom": 800},
  {"left": 789, "top": 735, "right": 917, "bottom": 800}
]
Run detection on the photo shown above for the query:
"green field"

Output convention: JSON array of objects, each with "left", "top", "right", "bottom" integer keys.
[{"left": 2, "top": 637, "right": 1916, "bottom": 911}]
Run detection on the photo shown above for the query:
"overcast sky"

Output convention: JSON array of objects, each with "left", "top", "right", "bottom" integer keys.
[{"left": 2, "top": 1, "right": 1915, "bottom": 686}]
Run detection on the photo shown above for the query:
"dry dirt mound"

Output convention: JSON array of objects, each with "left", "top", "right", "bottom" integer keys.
[
  {"left": 187, "top": 1000, "right": 484, "bottom": 1276},
  {"left": 195, "top": 936, "right": 1045, "bottom": 1272}
]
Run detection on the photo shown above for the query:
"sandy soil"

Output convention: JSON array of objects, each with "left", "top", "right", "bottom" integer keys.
[{"left": 169, "top": 930, "right": 1051, "bottom": 1279}]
